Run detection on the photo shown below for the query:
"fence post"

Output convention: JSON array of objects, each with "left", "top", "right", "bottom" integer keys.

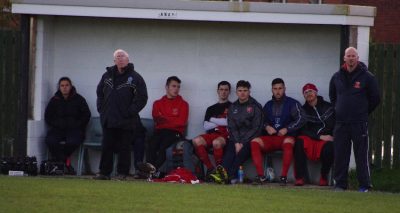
[
  {"left": 382, "top": 44, "right": 394, "bottom": 168},
  {"left": 372, "top": 44, "right": 385, "bottom": 168},
  {"left": 368, "top": 43, "right": 377, "bottom": 165},
  {"left": 0, "top": 30, "right": 21, "bottom": 157},
  {"left": 393, "top": 44, "right": 400, "bottom": 169}
]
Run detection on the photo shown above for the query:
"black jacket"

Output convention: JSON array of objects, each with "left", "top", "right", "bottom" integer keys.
[
  {"left": 45, "top": 87, "right": 91, "bottom": 132},
  {"left": 96, "top": 63, "right": 148, "bottom": 130},
  {"left": 228, "top": 96, "right": 263, "bottom": 144},
  {"left": 301, "top": 96, "right": 335, "bottom": 140},
  {"left": 329, "top": 62, "right": 380, "bottom": 123}
]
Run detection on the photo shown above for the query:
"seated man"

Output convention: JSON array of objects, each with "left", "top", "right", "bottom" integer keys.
[
  {"left": 294, "top": 83, "right": 334, "bottom": 186},
  {"left": 192, "top": 81, "right": 231, "bottom": 179},
  {"left": 250, "top": 78, "right": 306, "bottom": 185},
  {"left": 140, "top": 76, "right": 189, "bottom": 178},
  {"left": 45, "top": 77, "right": 91, "bottom": 174},
  {"left": 211, "top": 80, "right": 263, "bottom": 184}
]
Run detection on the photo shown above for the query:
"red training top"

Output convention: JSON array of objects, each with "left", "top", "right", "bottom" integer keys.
[{"left": 152, "top": 95, "right": 189, "bottom": 134}]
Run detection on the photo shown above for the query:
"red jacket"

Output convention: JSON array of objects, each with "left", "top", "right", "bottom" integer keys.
[{"left": 152, "top": 95, "right": 189, "bottom": 134}]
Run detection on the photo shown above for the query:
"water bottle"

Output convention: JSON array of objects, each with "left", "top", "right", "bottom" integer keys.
[{"left": 238, "top": 166, "right": 244, "bottom": 183}]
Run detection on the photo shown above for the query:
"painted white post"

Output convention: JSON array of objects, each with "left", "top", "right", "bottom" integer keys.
[
  {"left": 357, "top": 26, "right": 371, "bottom": 65},
  {"left": 33, "top": 17, "right": 44, "bottom": 121}
]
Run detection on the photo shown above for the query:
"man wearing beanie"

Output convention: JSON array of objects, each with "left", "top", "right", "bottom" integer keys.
[
  {"left": 294, "top": 83, "right": 335, "bottom": 186},
  {"left": 329, "top": 47, "right": 380, "bottom": 192},
  {"left": 250, "top": 78, "right": 306, "bottom": 185}
]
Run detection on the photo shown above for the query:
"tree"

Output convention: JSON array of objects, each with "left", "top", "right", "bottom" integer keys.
[{"left": 0, "top": 0, "right": 20, "bottom": 29}]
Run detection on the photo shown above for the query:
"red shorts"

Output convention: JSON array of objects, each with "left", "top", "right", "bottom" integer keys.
[
  {"left": 297, "top": 135, "right": 327, "bottom": 161},
  {"left": 200, "top": 131, "right": 229, "bottom": 147},
  {"left": 259, "top": 135, "right": 295, "bottom": 152}
]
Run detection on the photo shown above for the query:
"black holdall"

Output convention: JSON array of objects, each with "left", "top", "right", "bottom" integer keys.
[
  {"left": 40, "top": 160, "right": 65, "bottom": 175},
  {"left": 0, "top": 156, "right": 38, "bottom": 176}
]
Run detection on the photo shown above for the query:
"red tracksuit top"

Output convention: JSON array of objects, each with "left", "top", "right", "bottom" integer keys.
[{"left": 152, "top": 95, "right": 189, "bottom": 135}]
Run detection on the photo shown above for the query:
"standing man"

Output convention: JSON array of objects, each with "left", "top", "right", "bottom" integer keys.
[
  {"left": 94, "top": 49, "right": 148, "bottom": 180},
  {"left": 140, "top": 76, "right": 189, "bottom": 178},
  {"left": 294, "top": 83, "right": 335, "bottom": 186},
  {"left": 192, "top": 81, "right": 231, "bottom": 179},
  {"left": 329, "top": 47, "right": 380, "bottom": 192},
  {"left": 211, "top": 80, "right": 264, "bottom": 184},
  {"left": 250, "top": 78, "right": 306, "bottom": 185}
]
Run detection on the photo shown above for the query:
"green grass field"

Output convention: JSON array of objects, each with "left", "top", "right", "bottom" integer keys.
[{"left": 0, "top": 176, "right": 399, "bottom": 213}]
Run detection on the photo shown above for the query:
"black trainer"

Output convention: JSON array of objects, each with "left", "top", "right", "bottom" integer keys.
[
  {"left": 137, "top": 162, "right": 156, "bottom": 174},
  {"left": 216, "top": 165, "right": 228, "bottom": 183},
  {"left": 253, "top": 175, "right": 268, "bottom": 185},
  {"left": 205, "top": 168, "right": 216, "bottom": 182},
  {"left": 279, "top": 176, "right": 288, "bottom": 186},
  {"left": 93, "top": 173, "right": 111, "bottom": 180}
]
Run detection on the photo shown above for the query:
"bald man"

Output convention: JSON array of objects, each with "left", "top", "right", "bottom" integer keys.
[{"left": 329, "top": 47, "right": 380, "bottom": 192}]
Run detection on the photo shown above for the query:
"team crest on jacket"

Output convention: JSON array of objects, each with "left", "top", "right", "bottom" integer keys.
[
  {"left": 127, "top": 77, "right": 133, "bottom": 84},
  {"left": 172, "top": 108, "right": 179, "bottom": 115},
  {"left": 354, "top": 81, "right": 361, "bottom": 89},
  {"left": 247, "top": 107, "right": 253, "bottom": 113}
]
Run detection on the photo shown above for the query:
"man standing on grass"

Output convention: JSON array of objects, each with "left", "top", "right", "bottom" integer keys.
[
  {"left": 329, "top": 47, "right": 380, "bottom": 192},
  {"left": 192, "top": 81, "right": 231, "bottom": 180},
  {"left": 94, "top": 49, "right": 148, "bottom": 180}
]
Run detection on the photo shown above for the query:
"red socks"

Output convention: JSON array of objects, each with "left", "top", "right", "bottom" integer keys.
[
  {"left": 281, "top": 143, "right": 294, "bottom": 177},
  {"left": 195, "top": 145, "right": 213, "bottom": 169},
  {"left": 213, "top": 147, "right": 223, "bottom": 166},
  {"left": 251, "top": 141, "right": 265, "bottom": 176}
]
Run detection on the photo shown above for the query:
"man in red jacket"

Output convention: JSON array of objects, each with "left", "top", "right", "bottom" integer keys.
[{"left": 140, "top": 76, "right": 189, "bottom": 177}]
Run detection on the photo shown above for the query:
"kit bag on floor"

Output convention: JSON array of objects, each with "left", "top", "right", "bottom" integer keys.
[
  {"left": 0, "top": 156, "right": 38, "bottom": 176},
  {"left": 40, "top": 160, "right": 65, "bottom": 175},
  {"left": 165, "top": 140, "right": 204, "bottom": 180}
]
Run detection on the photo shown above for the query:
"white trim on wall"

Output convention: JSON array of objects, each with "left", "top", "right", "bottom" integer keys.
[{"left": 13, "top": 4, "right": 374, "bottom": 26}]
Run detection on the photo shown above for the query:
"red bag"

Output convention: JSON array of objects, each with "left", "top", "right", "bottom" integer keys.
[{"left": 152, "top": 167, "right": 200, "bottom": 184}]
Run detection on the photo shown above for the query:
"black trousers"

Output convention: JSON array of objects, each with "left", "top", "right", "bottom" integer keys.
[
  {"left": 148, "top": 129, "right": 182, "bottom": 169},
  {"left": 132, "top": 136, "right": 145, "bottom": 170},
  {"left": 333, "top": 122, "right": 371, "bottom": 189},
  {"left": 99, "top": 128, "right": 133, "bottom": 176},
  {"left": 221, "top": 141, "right": 251, "bottom": 178},
  {"left": 45, "top": 129, "right": 84, "bottom": 162},
  {"left": 294, "top": 140, "right": 334, "bottom": 180}
]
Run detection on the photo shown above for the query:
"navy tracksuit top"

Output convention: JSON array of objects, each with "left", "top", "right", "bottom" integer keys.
[{"left": 329, "top": 62, "right": 380, "bottom": 123}]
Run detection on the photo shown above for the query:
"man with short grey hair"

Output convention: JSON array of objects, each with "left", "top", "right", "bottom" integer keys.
[{"left": 94, "top": 49, "right": 148, "bottom": 180}]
